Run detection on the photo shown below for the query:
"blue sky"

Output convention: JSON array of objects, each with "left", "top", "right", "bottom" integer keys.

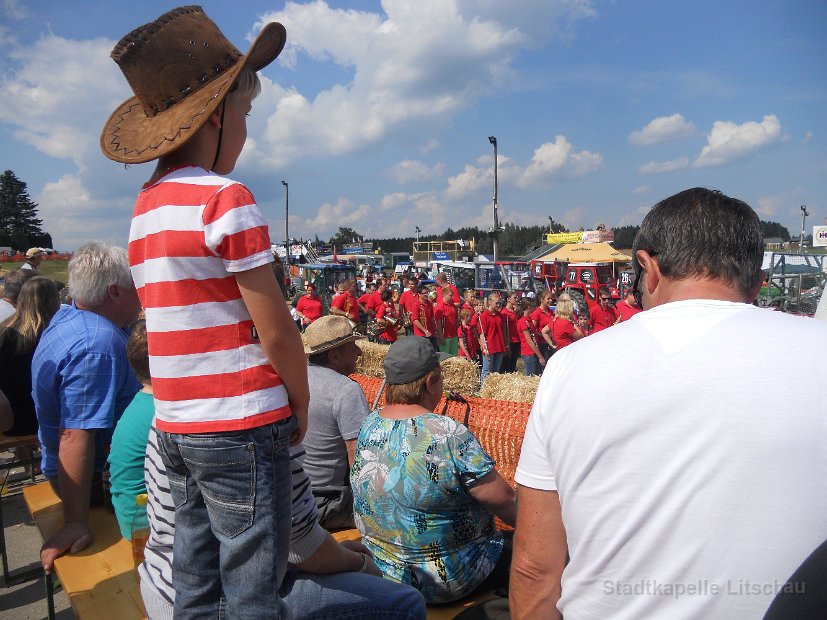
[{"left": 1, "top": 0, "right": 825, "bottom": 250}]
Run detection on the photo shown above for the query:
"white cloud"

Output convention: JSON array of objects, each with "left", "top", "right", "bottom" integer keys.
[
  {"left": 2, "top": 0, "right": 26, "bottom": 20},
  {"left": 292, "top": 198, "right": 373, "bottom": 237},
  {"left": 633, "top": 185, "right": 651, "bottom": 194},
  {"left": 386, "top": 160, "right": 446, "bottom": 184},
  {"left": 444, "top": 163, "right": 492, "bottom": 200},
  {"left": 693, "top": 114, "right": 782, "bottom": 168},
  {"left": 518, "top": 135, "right": 602, "bottom": 187},
  {"left": 802, "top": 131, "right": 812, "bottom": 144},
  {"left": 638, "top": 157, "right": 689, "bottom": 175},
  {"left": 36, "top": 174, "right": 134, "bottom": 249},
  {"left": 0, "top": 35, "right": 125, "bottom": 167},
  {"left": 561, "top": 207, "right": 584, "bottom": 230},
  {"left": 628, "top": 113, "right": 693, "bottom": 146},
  {"left": 755, "top": 189, "right": 806, "bottom": 221}
]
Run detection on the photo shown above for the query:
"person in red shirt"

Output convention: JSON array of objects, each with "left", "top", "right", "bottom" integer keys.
[
  {"left": 398, "top": 278, "right": 419, "bottom": 336},
  {"left": 457, "top": 309, "right": 479, "bottom": 362},
  {"left": 589, "top": 286, "right": 620, "bottom": 333},
  {"left": 330, "top": 280, "right": 362, "bottom": 324},
  {"left": 411, "top": 285, "right": 437, "bottom": 348},
  {"left": 615, "top": 290, "right": 642, "bottom": 322},
  {"left": 532, "top": 290, "right": 555, "bottom": 361},
  {"left": 517, "top": 299, "right": 546, "bottom": 376},
  {"left": 358, "top": 283, "right": 378, "bottom": 318},
  {"left": 375, "top": 289, "right": 401, "bottom": 344},
  {"left": 543, "top": 292, "right": 584, "bottom": 350},
  {"left": 461, "top": 289, "right": 477, "bottom": 313},
  {"left": 435, "top": 272, "right": 461, "bottom": 308},
  {"left": 295, "top": 283, "right": 323, "bottom": 329},
  {"left": 500, "top": 292, "right": 521, "bottom": 372},
  {"left": 434, "top": 288, "right": 459, "bottom": 356},
  {"left": 478, "top": 293, "right": 506, "bottom": 383}
]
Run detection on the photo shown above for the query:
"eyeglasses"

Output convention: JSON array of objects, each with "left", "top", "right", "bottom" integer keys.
[{"left": 600, "top": 297, "right": 610, "bottom": 302}]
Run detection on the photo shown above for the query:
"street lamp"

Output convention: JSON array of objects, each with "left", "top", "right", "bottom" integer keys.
[
  {"left": 415, "top": 226, "right": 421, "bottom": 243},
  {"left": 488, "top": 136, "right": 499, "bottom": 263},
  {"left": 799, "top": 205, "right": 809, "bottom": 253},
  {"left": 282, "top": 181, "right": 289, "bottom": 261}
]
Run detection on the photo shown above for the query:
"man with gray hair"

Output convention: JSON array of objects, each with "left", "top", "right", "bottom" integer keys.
[
  {"left": 32, "top": 242, "right": 141, "bottom": 573},
  {"left": 512, "top": 188, "right": 827, "bottom": 619},
  {"left": 0, "top": 267, "right": 36, "bottom": 322}
]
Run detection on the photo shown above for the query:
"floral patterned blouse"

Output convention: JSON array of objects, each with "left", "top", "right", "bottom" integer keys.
[{"left": 350, "top": 411, "right": 503, "bottom": 603}]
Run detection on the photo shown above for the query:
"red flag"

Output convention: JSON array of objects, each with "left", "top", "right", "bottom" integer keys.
[{"left": 333, "top": 244, "right": 338, "bottom": 262}]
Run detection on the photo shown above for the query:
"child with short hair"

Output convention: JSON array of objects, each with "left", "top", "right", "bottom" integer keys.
[{"left": 101, "top": 7, "right": 308, "bottom": 618}]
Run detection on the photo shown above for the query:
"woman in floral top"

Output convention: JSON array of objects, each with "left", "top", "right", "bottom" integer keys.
[{"left": 351, "top": 337, "right": 516, "bottom": 603}]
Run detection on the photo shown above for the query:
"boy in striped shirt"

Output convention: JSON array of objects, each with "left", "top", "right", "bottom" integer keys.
[{"left": 101, "top": 7, "right": 308, "bottom": 618}]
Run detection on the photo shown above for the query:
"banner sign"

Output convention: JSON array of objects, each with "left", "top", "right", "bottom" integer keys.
[
  {"left": 432, "top": 252, "right": 451, "bottom": 261},
  {"left": 814, "top": 226, "right": 827, "bottom": 247},
  {"left": 545, "top": 232, "right": 583, "bottom": 244}
]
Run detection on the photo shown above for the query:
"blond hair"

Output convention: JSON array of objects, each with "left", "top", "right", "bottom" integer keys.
[
  {"left": 0, "top": 276, "right": 59, "bottom": 355},
  {"left": 555, "top": 293, "right": 575, "bottom": 320}
]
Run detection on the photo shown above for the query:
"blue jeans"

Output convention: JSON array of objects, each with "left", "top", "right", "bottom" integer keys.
[
  {"left": 480, "top": 351, "right": 504, "bottom": 384},
  {"left": 523, "top": 354, "right": 541, "bottom": 376},
  {"left": 140, "top": 566, "right": 427, "bottom": 620},
  {"left": 157, "top": 417, "right": 297, "bottom": 619}
]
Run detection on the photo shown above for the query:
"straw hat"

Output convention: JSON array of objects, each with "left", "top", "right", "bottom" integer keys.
[
  {"left": 25, "top": 248, "right": 46, "bottom": 259},
  {"left": 100, "top": 5, "right": 286, "bottom": 164},
  {"left": 303, "top": 316, "right": 364, "bottom": 355}
]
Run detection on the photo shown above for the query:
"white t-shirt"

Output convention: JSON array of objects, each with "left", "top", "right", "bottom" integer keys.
[
  {"left": 0, "top": 299, "right": 14, "bottom": 322},
  {"left": 517, "top": 299, "right": 827, "bottom": 619}
]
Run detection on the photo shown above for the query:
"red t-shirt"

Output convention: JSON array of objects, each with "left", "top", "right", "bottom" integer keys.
[
  {"left": 517, "top": 315, "right": 541, "bottom": 356},
  {"left": 398, "top": 289, "right": 417, "bottom": 315},
  {"left": 410, "top": 298, "right": 436, "bottom": 336},
  {"left": 531, "top": 306, "right": 553, "bottom": 332},
  {"left": 501, "top": 307, "right": 520, "bottom": 344},
  {"left": 457, "top": 322, "right": 478, "bottom": 359},
  {"left": 615, "top": 300, "right": 642, "bottom": 322},
  {"left": 551, "top": 317, "right": 579, "bottom": 349},
  {"left": 331, "top": 293, "right": 360, "bottom": 322},
  {"left": 375, "top": 301, "right": 399, "bottom": 342},
  {"left": 295, "top": 294, "right": 323, "bottom": 324},
  {"left": 434, "top": 301, "right": 458, "bottom": 339},
  {"left": 478, "top": 310, "right": 506, "bottom": 354},
  {"left": 589, "top": 304, "right": 617, "bottom": 332}
]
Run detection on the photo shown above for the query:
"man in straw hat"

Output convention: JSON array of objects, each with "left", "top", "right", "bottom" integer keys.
[
  {"left": 302, "top": 315, "right": 370, "bottom": 530},
  {"left": 101, "top": 7, "right": 308, "bottom": 617},
  {"left": 22, "top": 247, "right": 46, "bottom": 271}
]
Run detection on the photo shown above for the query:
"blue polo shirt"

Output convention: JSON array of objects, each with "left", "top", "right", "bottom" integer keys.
[{"left": 32, "top": 305, "right": 140, "bottom": 480}]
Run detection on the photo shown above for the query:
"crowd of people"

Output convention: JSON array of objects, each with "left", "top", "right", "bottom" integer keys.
[
  {"left": 1, "top": 5, "right": 825, "bottom": 620},
  {"left": 291, "top": 273, "right": 641, "bottom": 383}
]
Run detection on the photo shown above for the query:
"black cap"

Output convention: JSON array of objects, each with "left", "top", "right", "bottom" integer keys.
[{"left": 384, "top": 337, "right": 450, "bottom": 384}]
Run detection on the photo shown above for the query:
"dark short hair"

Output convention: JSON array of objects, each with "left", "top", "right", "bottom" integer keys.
[
  {"left": 308, "top": 350, "right": 330, "bottom": 367},
  {"left": 598, "top": 286, "right": 610, "bottom": 298},
  {"left": 633, "top": 188, "right": 763, "bottom": 297},
  {"left": 380, "top": 289, "right": 392, "bottom": 302},
  {"left": 127, "top": 320, "right": 151, "bottom": 385},
  {"left": 2, "top": 268, "right": 36, "bottom": 302},
  {"left": 417, "top": 285, "right": 429, "bottom": 294}
]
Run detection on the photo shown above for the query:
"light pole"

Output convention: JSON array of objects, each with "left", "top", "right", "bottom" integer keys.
[
  {"left": 488, "top": 136, "right": 499, "bottom": 263},
  {"left": 282, "top": 181, "right": 289, "bottom": 261},
  {"left": 415, "top": 226, "right": 421, "bottom": 243},
  {"left": 799, "top": 205, "right": 809, "bottom": 253}
]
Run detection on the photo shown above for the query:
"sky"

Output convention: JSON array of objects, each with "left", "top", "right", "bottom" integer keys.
[{"left": 1, "top": 0, "right": 825, "bottom": 251}]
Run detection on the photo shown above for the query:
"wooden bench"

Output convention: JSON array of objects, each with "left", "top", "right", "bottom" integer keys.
[{"left": 23, "top": 481, "right": 146, "bottom": 620}]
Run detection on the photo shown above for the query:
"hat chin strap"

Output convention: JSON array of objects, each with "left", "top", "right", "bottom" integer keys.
[{"left": 211, "top": 100, "right": 227, "bottom": 171}]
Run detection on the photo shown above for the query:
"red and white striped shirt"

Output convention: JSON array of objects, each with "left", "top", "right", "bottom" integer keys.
[{"left": 128, "top": 167, "right": 291, "bottom": 433}]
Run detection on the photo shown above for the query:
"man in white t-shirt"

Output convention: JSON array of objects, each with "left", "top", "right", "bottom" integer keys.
[{"left": 511, "top": 188, "right": 827, "bottom": 620}]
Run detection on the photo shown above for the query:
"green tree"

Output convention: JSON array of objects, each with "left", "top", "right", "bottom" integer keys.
[
  {"left": 329, "top": 227, "right": 364, "bottom": 247},
  {"left": 760, "top": 220, "right": 791, "bottom": 242},
  {"left": 0, "top": 170, "right": 52, "bottom": 251},
  {"left": 613, "top": 225, "right": 640, "bottom": 249}
]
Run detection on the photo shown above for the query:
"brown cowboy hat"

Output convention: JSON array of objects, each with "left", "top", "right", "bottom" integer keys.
[
  {"left": 302, "top": 316, "right": 364, "bottom": 356},
  {"left": 100, "top": 5, "right": 285, "bottom": 164}
]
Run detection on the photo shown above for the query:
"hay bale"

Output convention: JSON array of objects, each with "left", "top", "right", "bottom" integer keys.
[
  {"left": 480, "top": 372, "right": 540, "bottom": 403},
  {"left": 355, "top": 340, "right": 388, "bottom": 378},
  {"left": 440, "top": 356, "right": 480, "bottom": 396}
]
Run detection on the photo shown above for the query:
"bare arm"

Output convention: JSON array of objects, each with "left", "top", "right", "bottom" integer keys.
[
  {"left": 41, "top": 428, "right": 96, "bottom": 573},
  {"left": 468, "top": 469, "right": 516, "bottom": 526},
  {"left": 295, "top": 533, "right": 381, "bottom": 577},
  {"left": 540, "top": 324, "right": 556, "bottom": 349},
  {"left": 510, "top": 486, "right": 567, "bottom": 620},
  {"left": 346, "top": 438, "right": 357, "bottom": 468},
  {"left": 236, "top": 264, "right": 310, "bottom": 445},
  {"left": 522, "top": 328, "right": 544, "bottom": 361}
]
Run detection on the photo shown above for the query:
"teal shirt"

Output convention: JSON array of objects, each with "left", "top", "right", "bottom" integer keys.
[
  {"left": 108, "top": 390, "right": 155, "bottom": 539},
  {"left": 351, "top": 411, "right": 503, "bottom": 603}
]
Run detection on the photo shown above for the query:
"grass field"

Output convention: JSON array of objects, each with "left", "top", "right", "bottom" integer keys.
[{"left": 0, "top": 260, "right": 69, "bottom": 284}]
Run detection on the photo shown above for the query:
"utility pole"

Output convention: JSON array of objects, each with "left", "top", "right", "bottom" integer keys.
[
  {"left": 488, "top": 136, "right": 499, "bottom": 263},
  {"left": 800, "top": 205, "right": 809, "bottom": 253},
  {"left": 282, "top": 181, "right": 289, "bottom": 261}
]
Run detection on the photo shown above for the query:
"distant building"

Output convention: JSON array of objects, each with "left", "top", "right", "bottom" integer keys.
[{"left": 764, "top": 237, "right": 784, "bottom": 250}]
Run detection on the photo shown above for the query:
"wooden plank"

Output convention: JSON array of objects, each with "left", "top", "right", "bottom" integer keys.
[
  {"left": 0, "top": 434, "right": 38, "bottom": 451},
  {"left": 23, "top": 482, "right": 147, "bottom": 620}
]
